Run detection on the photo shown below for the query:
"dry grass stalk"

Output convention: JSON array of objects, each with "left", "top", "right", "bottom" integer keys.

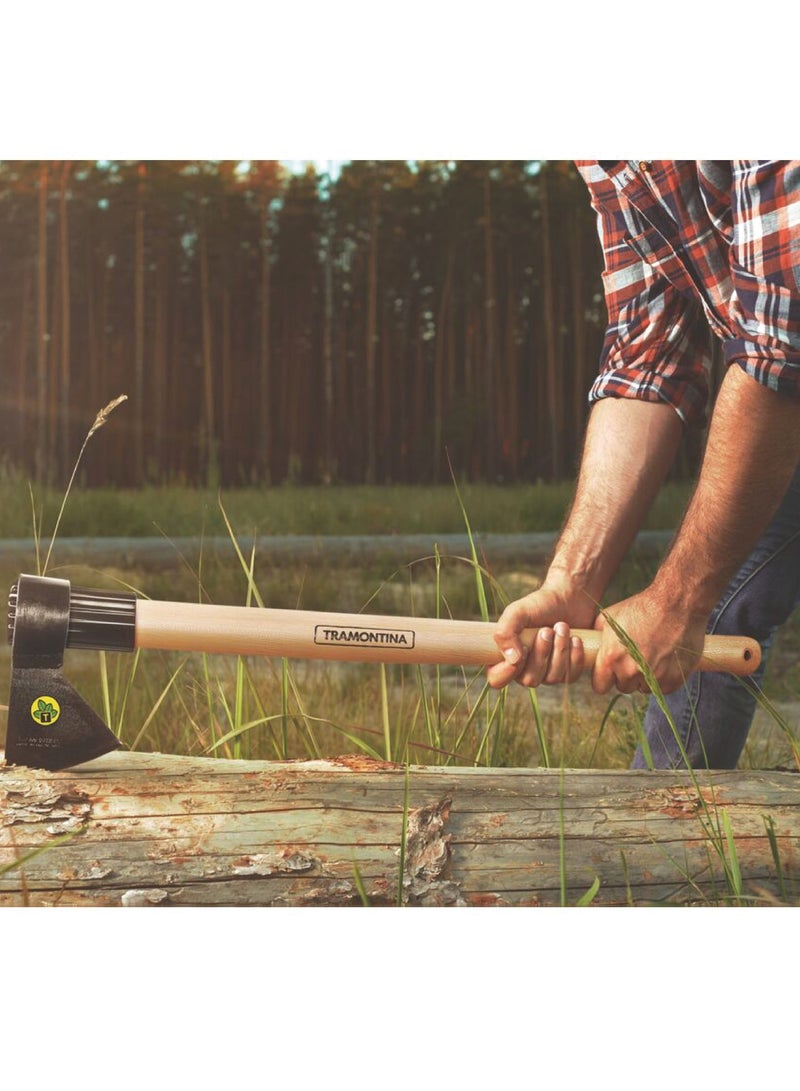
[
  {"left": 86, "top": 394, "right": 129, "bottom": 441},
  {"left": 42, "top": 394, "right": 128, "bottom": 575}
]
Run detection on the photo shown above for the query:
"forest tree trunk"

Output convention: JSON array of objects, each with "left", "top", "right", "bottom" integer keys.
[
  {"left": 134, "top": 162, "right": 146, "bottom": 480},
  {"left": 365, "top": 192, "right": 379, "bottom": 484},
  {"left": 35, "top": 162, "right": 49, "bottom": 482}
]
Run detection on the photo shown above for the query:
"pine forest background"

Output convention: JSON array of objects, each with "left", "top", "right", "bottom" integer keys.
[{"left": 0, "top": 160, "right": 712, "bottom": 489}]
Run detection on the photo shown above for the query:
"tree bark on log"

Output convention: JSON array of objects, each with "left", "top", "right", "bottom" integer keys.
[{"left": 1, "top": 751, "right": 798, "bottom": 907}]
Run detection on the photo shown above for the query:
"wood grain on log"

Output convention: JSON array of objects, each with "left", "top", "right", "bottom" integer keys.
[{"left": 1, "top": 751, "right": 798, "bottom": 907}]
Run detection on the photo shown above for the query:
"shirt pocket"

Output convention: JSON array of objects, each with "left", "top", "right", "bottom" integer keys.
[{"left": 730, "top": 264, "right": 800, "bottom": 347}]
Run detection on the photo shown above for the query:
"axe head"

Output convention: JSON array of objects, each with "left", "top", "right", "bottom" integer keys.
[{"left": 5, "top": 574, "right": 123, "bottom": 771}]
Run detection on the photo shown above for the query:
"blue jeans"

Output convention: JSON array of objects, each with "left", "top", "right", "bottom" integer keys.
[{"left": 632, "top": 463, "right": 800, "bottom": 770}]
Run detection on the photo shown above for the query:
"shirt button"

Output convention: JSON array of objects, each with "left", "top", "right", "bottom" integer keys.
[{"left": 639, "top": 161, "right": 649, "bottom": 171}]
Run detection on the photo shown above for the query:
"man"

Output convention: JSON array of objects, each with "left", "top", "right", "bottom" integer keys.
[{"left": 488, "top": 161, "right": 800, "bottom": 770}]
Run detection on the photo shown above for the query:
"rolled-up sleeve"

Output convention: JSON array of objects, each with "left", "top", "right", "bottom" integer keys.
[
  {"left": 577, "top": 163, "right": 712, "bottom": 428},
  {"left": 723, "top": 160, "right": 800, "bottom": 399}
]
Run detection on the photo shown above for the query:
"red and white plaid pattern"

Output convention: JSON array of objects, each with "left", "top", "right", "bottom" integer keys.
[{"left": 575, "top": 160, "right": 800, "bottom": 426}]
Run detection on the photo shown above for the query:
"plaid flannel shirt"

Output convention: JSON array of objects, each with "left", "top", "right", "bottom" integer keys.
[{"left": 575, "top": 160, "right": 800, "bottom": 426}]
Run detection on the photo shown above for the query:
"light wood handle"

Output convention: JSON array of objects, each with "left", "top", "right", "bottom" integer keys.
[
  {"left": 526, "top": 628, "right": 761, "bottom": 676},
  {"left": 135, "top": 600, "right": 761, "bottom": 677}
]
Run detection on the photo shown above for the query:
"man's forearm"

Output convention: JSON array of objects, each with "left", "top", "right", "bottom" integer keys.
[
  {"left": 546, "top": 396, "right": 683, "bottom": 606},
  {"left": 488, "top": 395, "right": 683, "bottom": 689},
  {"left": 650, "top": 365, "right": 800, "bottom": 621}
]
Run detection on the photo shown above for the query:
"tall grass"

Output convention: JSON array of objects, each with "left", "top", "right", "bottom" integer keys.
[
  {"left": 594, "top": 608, "right": 800, "bottom": 903},
  {"left": 5, "top": 403, "right": 798, "bottom": 774}
]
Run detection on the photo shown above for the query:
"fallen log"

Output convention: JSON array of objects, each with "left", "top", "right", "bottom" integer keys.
[{"left": 1, "top": 750, "right": 798, "bottom": 907}]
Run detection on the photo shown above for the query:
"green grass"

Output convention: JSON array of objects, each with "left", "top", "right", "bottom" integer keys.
[
  {"left": 0, "top": 471, "right": 696, "bottom": 540},
  {"left": 0, "top": 486, "right": 646, "bottom": 770},
  {"left": 1, "top": 471, "right": 798, "bottom": 773}
]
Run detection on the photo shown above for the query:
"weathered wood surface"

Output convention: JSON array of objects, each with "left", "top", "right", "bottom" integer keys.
[{"left": 1, "top": 750, "right": 798, "bottom": 907}]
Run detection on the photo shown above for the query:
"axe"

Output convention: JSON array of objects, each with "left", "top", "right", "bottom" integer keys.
[{"left": 4, "top": 572, "right": 761, "bottom": 772}]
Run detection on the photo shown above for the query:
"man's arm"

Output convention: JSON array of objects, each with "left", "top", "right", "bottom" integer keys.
[
  {"left": 487, "top": 395, "right": 682, "bottom": 688},
  {"left": 591, "top": 364, "right": 800, "bottom": 694},
  {"left": 490, "top": 365, "right": 800, "bottom": 694}
]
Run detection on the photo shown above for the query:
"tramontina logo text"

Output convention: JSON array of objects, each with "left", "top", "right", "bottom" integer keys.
[{"left": 314, "top": 624, "right": 416, "bottom": 649}]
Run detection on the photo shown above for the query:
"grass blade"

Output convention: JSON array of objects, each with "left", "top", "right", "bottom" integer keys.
[
  {"left": 42, "top": 395, "right": 128, "bottom": 575},
  {"left": 0, "top": 829, "right": 82, "bottom": 879},
  {"left": 352, "top": 860, "right": 371, "bottom": 907},
  {"left": 559, "top": 766, "right": 567, "bottom": 906},
  {"left": 380, "top": 664, "right": 392, "bottom": 762},
  {"left": 721, "top": 810, "right": 743, "bottom": 899},
  {"left": 763, "top": 815, "right": 788, "bottom": 903},
  {"left": 397, "top": 762, "right": 411, "bottom": 906},
  {"left": 576, "top": 875, "right": 601, "bottom": 906},
  {"left": 447, "top": 456, "right": 490, "bottom": 621},
  {"left": 128, "top": 659, "right": 186, "bottom": 752}
]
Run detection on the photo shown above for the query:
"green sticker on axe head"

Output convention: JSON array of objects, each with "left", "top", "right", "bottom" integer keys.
[{"left": 30, "top": 696, "right": 61, "bottom": 726}]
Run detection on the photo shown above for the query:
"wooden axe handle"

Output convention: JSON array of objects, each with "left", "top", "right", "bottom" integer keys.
[{"left": 135, "top": 600, "right": 761, "bottom": 676}]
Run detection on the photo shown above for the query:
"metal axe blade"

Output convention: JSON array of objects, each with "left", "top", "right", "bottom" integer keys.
[{"left": 4, "top": 574, "right": 132, "bottom": 771}]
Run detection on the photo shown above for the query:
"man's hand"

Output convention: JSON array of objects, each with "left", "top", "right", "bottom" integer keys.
[
  {"left": 591, "top": 586, "right": 708, "bottom": 695},
  {"left": 487, "top": 582, "right": 598, "bottom": 689},
  {"left": 488, "top": 580, "right": 708, "bottom": 696}
]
